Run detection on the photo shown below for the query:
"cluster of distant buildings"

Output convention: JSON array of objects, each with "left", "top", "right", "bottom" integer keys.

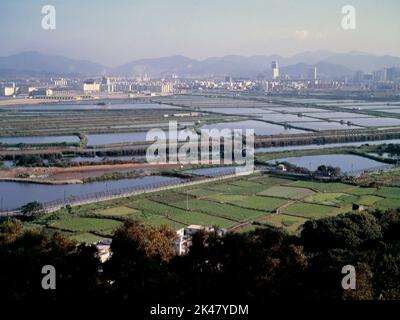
[
  {"left": 191, "top": 61, "right": 400, "bottom": 94},
  {"left": 352, "top": 66, "right": 400, "bottom": 90},
  {"left": 1, "top": 60, "right": 400, "bottom": 99},
  {"left": 0, "top": 76, "right": 175, "bottom": 100}
]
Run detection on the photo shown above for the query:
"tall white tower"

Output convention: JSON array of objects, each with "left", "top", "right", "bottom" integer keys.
[{"left": 271, "top": 61, "right": 279, "bottom": 80}]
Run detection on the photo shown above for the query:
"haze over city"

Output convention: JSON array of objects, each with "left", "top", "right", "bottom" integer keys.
[{"left": 1, "top": 0, "right": 400, "bottom": 65}]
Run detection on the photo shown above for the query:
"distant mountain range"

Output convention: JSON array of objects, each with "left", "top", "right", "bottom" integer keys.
[{"left": 1, "top": 50, "right": 400, "bottom": 79}]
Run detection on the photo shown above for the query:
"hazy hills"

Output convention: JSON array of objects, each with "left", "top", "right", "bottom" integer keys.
[{"left": 0, "top": 50, "right": 399, "bottom": 79}]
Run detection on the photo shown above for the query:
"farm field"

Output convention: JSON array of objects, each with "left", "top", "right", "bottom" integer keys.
[
  {"left": 27, "top": 171, "right": 400, "bottom": 242},
  {"left": 49, "top": 217, "right": 122, "bottom": 235},
  {"left": 257, "top": 185, "right": 315, "bottom": 199},
  {"left": 257, "top": 214, "right": 308, "bottom": 233}
]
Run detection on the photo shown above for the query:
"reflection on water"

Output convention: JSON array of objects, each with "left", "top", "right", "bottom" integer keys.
[
  {"left": 269, "top": 154, "right": 385, "bottom": 173},
  {"left": 0, "top": 175, "right": 181, "bottom": 210}
]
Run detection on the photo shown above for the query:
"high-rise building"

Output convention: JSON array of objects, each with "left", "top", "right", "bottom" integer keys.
[
  {"left": 271, "top": 61, "right": 279, "bottom": 80},
  {"left": 387, "top": 67, "right": 400, "bottom": 81},
  {"left": 101, "top": 77, "right": 113, "bottom": 93}
]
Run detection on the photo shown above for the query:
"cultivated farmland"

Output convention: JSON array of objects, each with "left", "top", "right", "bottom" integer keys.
[{"left": 28, "top": 170, "right": 400, "bottom": 242}]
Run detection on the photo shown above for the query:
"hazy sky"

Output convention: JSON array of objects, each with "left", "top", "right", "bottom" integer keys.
[{"left": 0, "top": 0, "right": 399, "bottom": 66}]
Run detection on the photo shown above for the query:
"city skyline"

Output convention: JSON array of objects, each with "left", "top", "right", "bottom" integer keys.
[{"left": 0, "top": 0, "right": 399, "bottom": 66}]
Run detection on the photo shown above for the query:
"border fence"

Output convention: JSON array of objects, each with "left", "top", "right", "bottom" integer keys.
[{"left": 0, "top": 169, "right": 255, "bottom": 217}]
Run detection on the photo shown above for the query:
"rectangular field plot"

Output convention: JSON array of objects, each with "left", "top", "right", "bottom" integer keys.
[
  {"left": 258, "top": 185, "right": 315, "bottom": 199},
  {"left": 288, "top": 181, "right": 356, "bottom": 193},
  {"left": 173, "top": 199, "right": 267, "bottom": 221},
  {"left": 248, "top": 175, "right": 295, "bottom": 186},
  {"left": 282, "top": 202, "right": 336, "bottom": 218},
  {"left": 202, "top": 193, "right": 247, "bottom": 203},
  {"left": 50, "top": 217, "right": 122, "bottom": 234},
  {"left": 179, "top": 188, "right": 220, "bottom": 198},
  {"left": 234, "top": 224, "right": 267, "bottom": 233},
  {"left": 262, "top": 214, "right": 308, "bottom": 233},
  {"left": 128, "top": 199, "right": 184, "bottom": 216},
  {"left": 167, "top": 211, "right": 235, "bottom": 228},
  {"left": 376, "top": 187, "right": 400, "bottom": 199},
  {"left": 356, "top": 195, "right": 384, "bottom": 206},
  {"left": 67, "top": 232, "right": 105, "bottom": 244},
  {"left": 228, "top": 180, "right": 264, "bottom": 188},
  {"left": 96, "top": 206, "right": 139, "bottom": 217},
  {"left": 205, "top": 183, "right": 263, "bottom": 195},
  {"left": 304, "top": 193, "right": 358, "bottom": 206},
  {"left": 375, "top": 198, "right": 400, "bottom": 210},
  {"left": 149, "top": 192, "right": 192, "bottom": 203},
  {"left": 227, "top": 196, "right": 288, "bottom": 212},
  {"left": 350, "top": 187, "right": 377, "bottom": 196},
  {"left": 135, "top": 215, "right": 187, "bottom": 229}
]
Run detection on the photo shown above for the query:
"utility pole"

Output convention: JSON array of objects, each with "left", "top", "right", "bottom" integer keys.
[{"left": 186, "top": 190, "right": 189, "bottom": 212}]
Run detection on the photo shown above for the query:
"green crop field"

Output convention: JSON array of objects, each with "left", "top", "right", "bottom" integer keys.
[
  {"left": 376, "top": 187, "right": 400, "bottom": 199},
  {"left": 375, "top": 197, "right": 400, "bottom": 210},
  {"left": 96, "top": 206, "right": 139, "bottom": 217},
  {"left": 205, "top": 182, "right": 266, "bottom": 195},
  {"left": 167, "top": 211, "right": 235, "bottom": 228},
  {"left": 50, "top": 217, "right": 122, "bottom": 235},
  {"left": 258, "top": 185, "right": 315, "bottom": 199},
  {"left": 248, "top": 175, "right": 294, "bottom": 186},
  {"left": 202, "top": 193, "right": 247, "bottom": 203},
  {"left": 180, "top": 188, "right": 219, "bottom": 198},
  {"left": 350, "top": 187, "right": 377, "bottom": 196},
  {"left": 304, "top": 193, "right": 358, "bottom": 206},
  {"left": 229, "top": 195, "right": 288, "bottom": 212},
  {"left": 138, "top": 215, "right": 186, "bottom": 229},
  {"left": 282, "top": 202, "right": 336, "bottom": 218},
  {"left": 235, "top": 224, "right": 265, "bottom": 233},
  {"left": 288, "top": 181, "right": 357, "bottom": 193},
  {"left": 67, "top": 232, "right": 105, "bottom": 244},
  {"left": 261, "top": 214, "right": 308, "bottom": 233},
  {"left": 357, "top": 195, "right": 384, "bottom": 206},
  {"left": 36, "top": 171, "right": 400, "bottom": 242},
  {"left": 173, "top": 199, "right": 266, "bottom": 221}
]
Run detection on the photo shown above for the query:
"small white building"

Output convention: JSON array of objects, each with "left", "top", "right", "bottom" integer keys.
[
  {"left": 95, "top": 238, "right": 112, "bottom": 263},
  {"left": 83, "top": 80, "right": 100, "bottom": 93},
  {"left": 277, "top": 164, "right": 287, "bottom": 171},
  {"left": 4, "top": 83, "right": 18, "bottom": 96},
  {"left": 175, "top": 225, "right": 225, "bottom": 256}
]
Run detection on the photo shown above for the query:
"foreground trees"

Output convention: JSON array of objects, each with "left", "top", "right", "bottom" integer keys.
[
  {"left": 0, "top": 209, "right": 399, "bottom": 302},
  {"left": 0, "top": 220, "right": 99, "bottom": 302}
]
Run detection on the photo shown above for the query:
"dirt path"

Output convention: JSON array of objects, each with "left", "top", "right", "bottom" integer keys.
[
  {"left": 0, "top": 163, "right": 181, "bottom": 183},
  {"left": 275, "top": 199, "right": 297, "bottom": 215}
]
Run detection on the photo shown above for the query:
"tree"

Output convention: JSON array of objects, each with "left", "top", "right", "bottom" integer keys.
[
  {"left": 0, "top": 221, "right": 100, "bottom": 302},
  {"left": 300, "top": 212, "right": 382, "bottom": 252},
  {"left": 0, "top": 219, "right": 23, "bottom": 243},
  {"left": 21, "top": 201, "right": 44, "bottom": 217},
  {"left": 15, "top": 155, "right": 44, "bottom": 167},
  {"left": 103, "top": 220, "right": 177, "bottom": 302}
]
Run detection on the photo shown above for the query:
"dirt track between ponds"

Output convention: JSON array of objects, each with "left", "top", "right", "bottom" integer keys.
[{"left": 0, "top": 163, "right": 181, "bottom": 184}]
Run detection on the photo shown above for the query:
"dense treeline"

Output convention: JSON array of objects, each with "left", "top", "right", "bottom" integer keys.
[{"left": 0, "top": 209, "right": 399, "bottom": 303}]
